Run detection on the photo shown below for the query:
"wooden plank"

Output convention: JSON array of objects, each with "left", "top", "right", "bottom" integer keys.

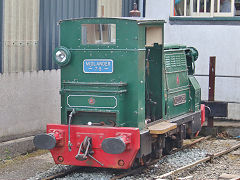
[
  {"left": 218, "top": 173, "right": 240, "bottom": 180},
  {"left": 148, "top": 121, "right": 177, "bottom": 134}
]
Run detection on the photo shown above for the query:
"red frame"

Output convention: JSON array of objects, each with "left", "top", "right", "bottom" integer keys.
[
  {"left": 201, "top": 104, "right": 205, "bottom": 126},
  {"left": 47, "top": 124, "right": 140, "bottom": 169}
]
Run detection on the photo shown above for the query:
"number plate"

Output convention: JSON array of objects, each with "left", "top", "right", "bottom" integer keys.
[
  {"left": 83, "top": 59, "right": 113, "bottom": 73},
  {"left": 173, "top": 94, "right": 186, "bottom": 106}
]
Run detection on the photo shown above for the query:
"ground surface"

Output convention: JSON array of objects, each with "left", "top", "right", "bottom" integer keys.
[
  {"left": 0, "top": 138, "right": 239, "bottom": 180},
  {"left": 144, "top": 138, "right": 240, "bottom": 180},
  {"left": 176, "top": 139, "right": 240, "bottom": 180},
  {"left": 0, "top": 150, "right": 55, "bottom": 180}
]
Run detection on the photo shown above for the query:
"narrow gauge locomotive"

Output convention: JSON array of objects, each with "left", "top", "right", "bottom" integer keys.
[{"left": 34, "top": 18, "right": 205, "bottom": 169}]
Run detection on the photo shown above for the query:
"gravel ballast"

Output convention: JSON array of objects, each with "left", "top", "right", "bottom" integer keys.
[
  {"left": 128, "top": 138, "right": 240, "bottom": 180},
  {"left": 26, "top": 138, "right": 240, "bottom": 180}
]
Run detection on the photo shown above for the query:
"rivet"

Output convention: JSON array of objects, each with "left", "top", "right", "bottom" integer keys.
[
  {"left": 118, "top": 160, "right": 125, "bottom": 166},
  {"left": 57, "top": 156, "right": 64, "bottom": 162}
]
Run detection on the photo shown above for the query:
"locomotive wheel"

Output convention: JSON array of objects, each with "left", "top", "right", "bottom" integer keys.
[
  {"left": 186, "top": 122, "right": 194, "bottom": 139},
  {"left": 132, "top": 155, "right": 152, "bottom": 169},
  {"left": 175, "top": 139, "right": 183, "bottom": 149},
  {"left": 163, "top": 137, "right": 173, "bottom": 155}
]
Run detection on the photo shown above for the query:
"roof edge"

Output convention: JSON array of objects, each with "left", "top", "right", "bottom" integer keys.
[{"left": 59, "top": 17, "right": 165, "bottom": 24}]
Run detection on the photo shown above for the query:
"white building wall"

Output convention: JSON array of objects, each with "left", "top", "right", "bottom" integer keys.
[
  {"left": 0, "top": 70, "right": 61, "bottom": 141},
  {"left": 146, "top": 0, "right": 240, "bottom": 119}
]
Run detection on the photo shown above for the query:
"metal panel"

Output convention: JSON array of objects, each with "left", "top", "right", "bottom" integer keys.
[
  {"left": 39, "top": 0, "right": 97, "bottom": 71},
  {"left": 3, "top": 0, "right": 39, "bottom": 73},
  {"left": 97, "top": 0, "right": 122, "bottom": 17},
  {"left": 0, "top": 0, "right": 3, "bottom": 73},
  {"left": 202, "top": 101, "right": 228, "bottom": 117}
]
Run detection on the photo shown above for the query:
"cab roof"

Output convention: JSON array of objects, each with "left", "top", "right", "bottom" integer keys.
[{"left": 59, "top": 17, "right": 165, "bottom": 25}]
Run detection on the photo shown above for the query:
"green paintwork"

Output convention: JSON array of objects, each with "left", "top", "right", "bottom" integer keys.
[
  {"left": 186, "top": 47, "right": 199, "bottom": 75},
  {"left": 56, "top": 18, "right": 201, "bottom": 130},
  {"left": 189, "top": 76, "right": 201, "bottom": 112},
  {"left": 58, "top": 18, "right": 165, "bottom": 130},
  {"left": 145, "top": 44, "right": 163, "bottom": 121},
  {"left": 164, "top": 44, "right": 186, "bottom": 50},
  {"left": 67, "top": 95, "right": 117, "bottom": 108},
  {"left": 163, "top": 46, "right": 200, "bottom": 119},
  {"left": 53, "top": 46, "right": 71, "bottom": 66},
  {"left": 164, "top": 48, "right": 190, "bottom": 119}
]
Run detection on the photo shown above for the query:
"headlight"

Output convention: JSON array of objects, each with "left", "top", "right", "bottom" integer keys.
[
  {"left": 56, "top": 50, "right": 67, "bottom": 63},
  {"left": 53, "top": 46, "right": 71, "bottom": 66}
]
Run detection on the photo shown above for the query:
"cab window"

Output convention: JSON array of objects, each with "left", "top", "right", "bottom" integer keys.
[{"left": 81, "top": 24, "right": 116, "bottom": 45}]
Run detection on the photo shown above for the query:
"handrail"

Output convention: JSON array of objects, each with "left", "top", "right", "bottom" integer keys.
[
  {"left": 60, "top": 89, "right": 127, "bottom": 94},
  {"left": 63, "top": 82, "right": 128, "bottom": 87}
]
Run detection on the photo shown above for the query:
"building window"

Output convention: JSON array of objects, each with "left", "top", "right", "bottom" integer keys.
[{"left": 171, "top": 0, "right": 237, "bottom": 17}]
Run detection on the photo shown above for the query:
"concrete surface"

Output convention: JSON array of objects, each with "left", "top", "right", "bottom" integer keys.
[
  {"left": 201, "top": 120, "right": 240, "bottom": 137},
  {"left": 200, "top": 127, "right": 218, "bottom": 137},
  {"left": 0, "top": 150, "right": 54, "bottom": 180},
  {"left": 0, "top": 70, "right": 61, "bottom": 141},
  {"left": 0, "top": 136, "right": 35, "bottom": 160},
  {"left": 214, "top": 120, "right": 240, "bottom": 137}
]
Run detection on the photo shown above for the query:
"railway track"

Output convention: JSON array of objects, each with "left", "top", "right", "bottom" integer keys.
[
  {"left": 110, "top": 136, "right": 212, "bottom": 180},
  {"left": 41, "top": 136, "right": 211, "bottom": 180},
  {"left": 154, "top": 142, "right": 240, "bottom": 180},
  {"left": 111, "top": 140, "right": 240, "bottom": 180},
  {"left": 42, "top": 167, "right": 80, "bottom": 180}
]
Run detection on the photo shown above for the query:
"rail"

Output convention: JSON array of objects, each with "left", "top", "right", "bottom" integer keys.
[
  {"left": 155, "top": 142, "right": 240, "bottom": 179},
  {"left": 110, "top": 136, "right": 211, "bottom": 180}
]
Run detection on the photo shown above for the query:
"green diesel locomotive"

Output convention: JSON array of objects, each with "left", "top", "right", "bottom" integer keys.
[{"left": 34, "top": 18, "right": 205, "bottom": 169}]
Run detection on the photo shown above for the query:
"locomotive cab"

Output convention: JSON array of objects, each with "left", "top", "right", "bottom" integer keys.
[
  {"left": 33, "top": 18, "right": 204, "bottom": 169},
  {"left": 56, "top": 18, "right": 166, "bottom": 129}
]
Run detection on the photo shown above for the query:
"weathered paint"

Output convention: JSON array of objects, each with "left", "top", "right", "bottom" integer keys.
[
  {"left": 40, "top": 18, "right": 204, "bottom": 170},
  {"left": 165, "top": 49, "right": 189, "bottom": 116},
  {"left": 57, "top": 17, "right": 201, "bottom": 129},
  {"left": 47, "top": 124, "right": 140, "bottom": 169},
  {"left": 3, "top": 0, "right": 39, "bottom": 73},
  {"left": 145, "top": 44, "right": 164, "bottom": 120},
  {"left": 58, "top": 18, "right": 167, "bottom": 130},
  {"left": 59, "top": 18, "right": 145, "bottom": 129}
]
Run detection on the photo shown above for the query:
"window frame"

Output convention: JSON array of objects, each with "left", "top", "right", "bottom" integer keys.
[
  {"left": 81, "top": 24, "right": 117, "bottom": 45},
  {"left": 170, "top": 0, "right": 235, "bottom": 18}
]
